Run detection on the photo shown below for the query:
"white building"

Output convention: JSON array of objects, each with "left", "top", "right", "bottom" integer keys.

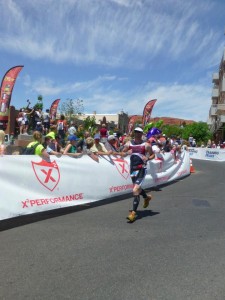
[
  {"left": 207, "top": 48, "right": 225, "bottom": 142},
  {"left": 76, "top": 111, "right": 129, "bottom": 133}
]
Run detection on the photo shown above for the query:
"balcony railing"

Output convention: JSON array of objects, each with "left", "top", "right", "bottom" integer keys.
[
  {"left": 220, "top": 115, "right": 225, "bottom": 123},
  {"left": 216, "top": 104, "right": 225, "bottom": 115},
  {"left": 212, "top": 73, "right": 219, "bottom": 82},
  {"left": 222, "top": 78, "right": 225, "bottom": 92},
  {"left": 210, "top": 105, "right": 217, "bottom": 116},
  {"left": 207, "top": 117, "right": 213, "bottom": 125},
  {"left": 212, "top": 88, "right": 219, "bottom": 98}
]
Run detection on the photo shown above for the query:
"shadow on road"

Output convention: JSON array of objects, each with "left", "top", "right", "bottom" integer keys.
[{"left": 137, "top": 210, "right": 160, "bottom": 220}]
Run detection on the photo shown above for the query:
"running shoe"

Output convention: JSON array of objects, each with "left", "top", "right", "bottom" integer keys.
[
  {"left": 143, "top": 194, "right": 152, "bottom": 208},
  {"left": 126, "top": 210, "right": 137, "bottom": 222}
]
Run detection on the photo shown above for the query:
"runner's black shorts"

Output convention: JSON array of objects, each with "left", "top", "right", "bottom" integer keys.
[{"left": 130, "top": 167, "right": 147, "bottom": 186}]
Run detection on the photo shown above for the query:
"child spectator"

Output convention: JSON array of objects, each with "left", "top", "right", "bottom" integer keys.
[{"left": 63, "top": 135, "right": 82, "bottom": 158}]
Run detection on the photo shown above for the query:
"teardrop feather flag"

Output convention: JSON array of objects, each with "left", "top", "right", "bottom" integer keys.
[
  {"left": 142, "top": 99, "right": 157, "bottom": 126},
  {"left": 50, "top": 99, "right": 60, "bottom": 121},
  {"left": 127, "top": 115, "right": 138, "bottom": 134},
  {"left": 0, "top": 65, "right": 24, "bottom": 117}
]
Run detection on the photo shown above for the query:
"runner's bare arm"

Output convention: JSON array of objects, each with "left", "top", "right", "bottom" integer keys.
[
  {"left": 145, "top": 143, "right": 155, "bottom": 161},
  {"left": 122, "top": 142, "right": 132, "bottom": 155}
]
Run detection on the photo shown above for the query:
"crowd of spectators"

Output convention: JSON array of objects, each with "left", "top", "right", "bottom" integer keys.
[
  {"left": 0, "top": 117, "right": 188, "bottom": 163},
  {"left": 188, "top": 135, "right": 225, "bottom": 149},
  {"left": 17, "top": 107, "right": 51, "bottom": 136}
]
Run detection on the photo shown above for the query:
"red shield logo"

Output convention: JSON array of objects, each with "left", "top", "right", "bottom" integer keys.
[
  {"left": 32, "top": 160, "right": 60, "bottom": 191},
  {"left": 113, "top": 158, "right": 129, "bottom": 180}
]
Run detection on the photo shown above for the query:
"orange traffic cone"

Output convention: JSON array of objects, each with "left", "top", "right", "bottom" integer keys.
[{"left": 190, "top": 158, "right": 195, "bottom": 173}]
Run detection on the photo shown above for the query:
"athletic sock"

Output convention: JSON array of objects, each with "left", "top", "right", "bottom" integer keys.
[
  {"left": 140, "top": 189, "right": 147, "bottom": 199},
  {"left": 133, "top": 195, "right": 140, "bottom": 211}
]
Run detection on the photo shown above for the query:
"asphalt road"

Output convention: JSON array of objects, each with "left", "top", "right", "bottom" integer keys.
[{"left": 1, "top": 159, "right": 225, "bottom": 300}]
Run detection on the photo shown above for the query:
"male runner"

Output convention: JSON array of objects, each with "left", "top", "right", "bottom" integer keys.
[{"left": 122, "top": 127, "right": 155, "bottom": 222}]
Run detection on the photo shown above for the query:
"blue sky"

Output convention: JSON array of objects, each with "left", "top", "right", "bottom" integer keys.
[{"left": 0, "top": 0, "right": 224, "bottom": 122}]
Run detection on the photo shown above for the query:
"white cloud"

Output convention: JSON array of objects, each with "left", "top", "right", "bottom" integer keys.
[
  {"left": 143, "top": 83, "right": 211, "bottom": 122},
  {"left": 1, "top": 0, "right": 223, "bottom": 122},
  {"left": 0, "top": 0, "right": 222, "bottom": 69}
]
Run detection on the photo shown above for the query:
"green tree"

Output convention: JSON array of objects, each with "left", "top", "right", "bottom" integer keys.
[
  {"left": 144, "top": 120, "right": 164, "bottom": 133},
  {"left": 76, "top": 116, "right": 98, "bottom": 138},
  {"left": 60, "top": 98, "right": 84, "bottom": 122},
  {"left": 161, "top": 124, "right": 183, "bottom": 138},
  {"left": 182, "top": 122, "right": 212, "bottom": 145}
]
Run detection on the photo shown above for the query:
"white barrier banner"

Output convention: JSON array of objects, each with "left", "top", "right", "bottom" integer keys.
[
  {"left": 0, "top": 151, "right": 190, "bottom": 221},
  {"left": 189, "top": 147, "right": 225, "bottom": 161}
]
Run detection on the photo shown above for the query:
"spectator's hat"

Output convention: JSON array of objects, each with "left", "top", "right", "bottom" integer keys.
[
  {"left": 94, "top": 134, "right": 100, "bottom": 140},
  {"left": 134, "top": 127, "right": 143, "bottom": 133},
  {"left": 68, "top": 135, "right": 79, "bottom": 141},
  {"left": 108, "top": 135, "right": 116, "bottom": 141},
  {"left": 46, "top": 132, "right": 55, "bottom": 139}
]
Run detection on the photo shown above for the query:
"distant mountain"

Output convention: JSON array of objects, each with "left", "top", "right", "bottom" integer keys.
[{"left": 150, "top": 117, "right": 195, "bottom": 126}]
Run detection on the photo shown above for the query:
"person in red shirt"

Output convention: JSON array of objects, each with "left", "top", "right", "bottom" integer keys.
[{"left": 99, "top": 124, "right": 108, "bottom": 144}]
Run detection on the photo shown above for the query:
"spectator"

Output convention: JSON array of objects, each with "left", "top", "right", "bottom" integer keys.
[
  {"left": 57, "top": 114, "right": 67, "bottom": 147},
  {"left": 67, "top": 121, "right": 77, "bottom": 137},
  {"left": 0, "top": 130, "right": 5, "bottom": 155},
  {"left": 35, "top": 121, "right": 43, "bottom": 133},
  {"left": 43, "top": 136, "right": 62, "bottom": 156},
  {"left": 119, "top": 133, "right": 127, "bottom": 145},
  {"left": 220, "top": 142, "right": 225, "bottom": 149},
  {"left": 105, "top": 135, "right": 120, "bottom": 153},
  {"left": 176, "top": 136, "right": 182, "bottom": 145},
  {"left": 42, "top": 109, "right": 50, "bottom": 135},
  {"left": 171, "top": 143, "right": 182, "bottom": 161},
  {"left": 76, "top": 131, "right": 90, "bottom": 152},
  {"left": 85, "top": 137, "right": 99, "bottom": 162},
  {"left": 90, "top": 134, "right": 112, "bottom": 155},
  {"left": 192, "top": 139, "right": 197, "bottom": 147},
  {"left": 188, "top": 135, "right": 194, "bottom": 147},
  {"left": 34, "top": 108, "right": 42, "bottom": 130},
  {"left": 17, "top": 109, "right": 24, "bottom": 135},
  {"left": 46, "top": 130, "right": 63, "bottom": 153},
  {"left": 120, "top": 134, "right": 131, "bottom": 151},
  {"left": 22, "top": 108, "right": 34, "bottom": 135},
  {"left": 163, "top": 139, "right": 172, "bottom": 152},
  {"left": 211, "top": 141, "right": 216, "bottom": 148},
  {"left": 25, "top": 131, "right": 49, "bottom": 160},
  {"left": 170, "top": 135, "right": 176, "bottom": 146},
  {"left": 0, "top": 120, "right": 4, "bottom": 130},
  {"left": 99, "top": 124, "right": 108, "bottom": 144},
  {"left": 207, "top": 139, "right": 212, "bottom": 148},
  {"left": 55, "top": 134, "right": 64, "bottom": 153},
  {"left": 159, "top": 133, "right": 167, "bottom": 145},
  {"left": 114, "top": 127, "right": 122, "bottom": 140},
  {"left": 63, "top": 135, "right": 82, "bottom": 158}
]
